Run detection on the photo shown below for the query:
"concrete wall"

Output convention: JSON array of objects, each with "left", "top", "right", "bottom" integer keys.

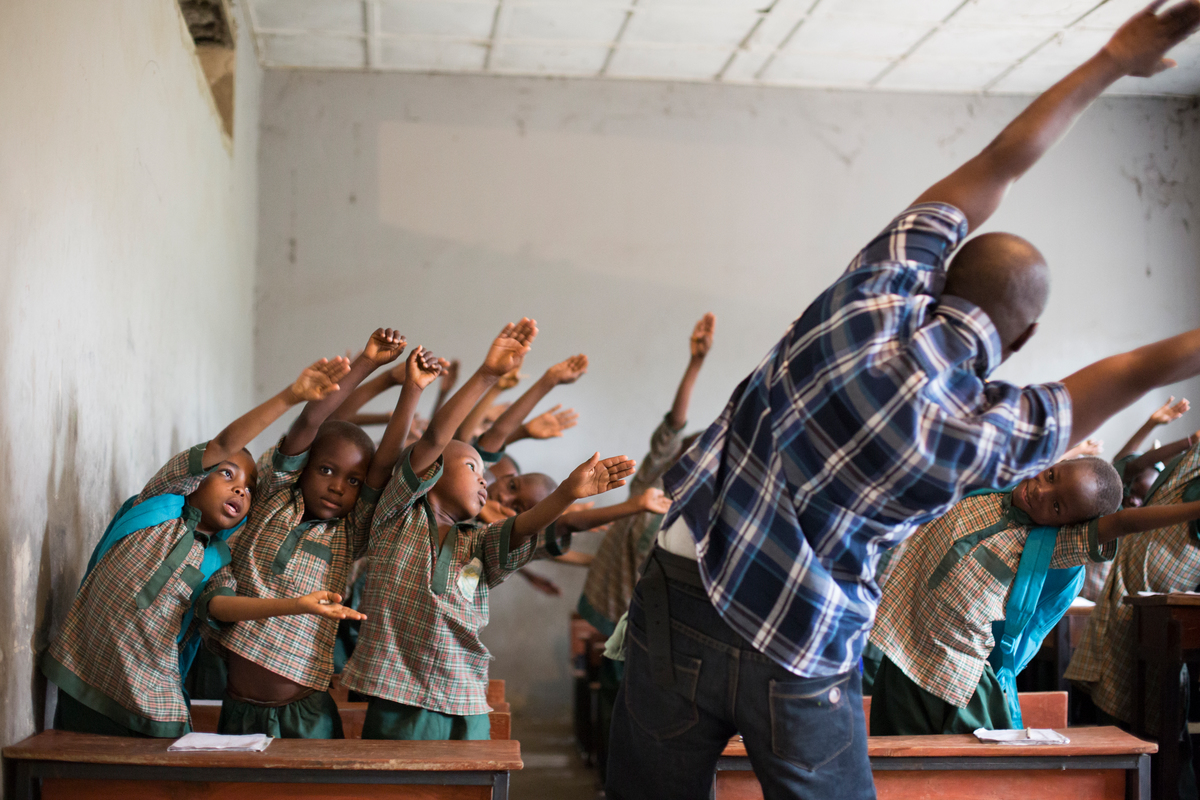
[
  {"left": 256, "top": 73, "right": 1200, "bottom": 717},
  {"left": 0, "top": 0, "right": 261, "bottom": 758}
]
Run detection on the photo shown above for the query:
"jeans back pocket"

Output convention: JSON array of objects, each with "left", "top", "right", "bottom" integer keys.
[{"left": 769, "top": 673, "right": 853, "bottom": 771}]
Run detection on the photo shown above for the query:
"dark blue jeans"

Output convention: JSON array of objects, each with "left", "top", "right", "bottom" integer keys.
[{"left": 606, "top": 562, "right": 876, "bottom": 800}]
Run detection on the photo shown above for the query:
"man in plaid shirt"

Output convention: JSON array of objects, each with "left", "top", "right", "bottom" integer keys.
[{"left": 607, "top": 5, "right": 1200, "bottom": 798}]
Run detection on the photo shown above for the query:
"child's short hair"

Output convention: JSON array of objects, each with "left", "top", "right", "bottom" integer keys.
[
  {"left": 1073, "top": 456, "right": 1123, "bottom": 518},
  {"left": 312, "top": 420, "right": 376, "bottom": 461}
]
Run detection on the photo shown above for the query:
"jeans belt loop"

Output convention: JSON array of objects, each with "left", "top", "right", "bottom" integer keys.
[{"left": 643, "top": 550, "right": 676, "bottom": 688}]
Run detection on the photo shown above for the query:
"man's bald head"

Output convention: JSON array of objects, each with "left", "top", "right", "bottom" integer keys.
[{"left": 943, "top": 232, "right": 1049, "bottom": 363}]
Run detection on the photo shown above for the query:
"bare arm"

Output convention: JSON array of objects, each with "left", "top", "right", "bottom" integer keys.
[
  {"left": 1113, "top": 397, "right": 1190, "bottom": 461},
  {"left": 208, "top": 590, "right": 365, "bottom": 622},
  {"left": 1126, "top": 434, "right": 1198, "bottom": 473},
  {"left": 555, "top": 488, "right": 671, "bottom": 535},
  {"left": 511, "top": 454, "right": 635, "bottom": 548},
  {"left": 1097, "top": 498, "right": 1200, "bottom": 544},
  {"left": 1062, "top": 328, "right": 1200, "bottom": 446},
  {"left": 347, "top": 412, "right": 393, "bottom": 426},
  {"left": 669, "top": 313, "right": 716, "bottom": 429},
  {"left": 282, "top": 329, "right": 406, "bottom": 456},
  {"left": 477, "top": 355, "right": 588, "bottom": 453},
  {"left": 454, "top": 384, "right": 504, "bottom": 443},
  {"left": 330, "top": 369, "right": 401, "bottom": 423},
  {"left": 202, "top": 358, "right": 350, "bottom": 469},
  {"left": 915, "top": 2, "right": 1200, "bottom": 232},
  {"left": 433, "top": 359, "right": 460, "bottom": 414},
  {"left": 366, "top": 347, "right": 442, "bottom": 489}
]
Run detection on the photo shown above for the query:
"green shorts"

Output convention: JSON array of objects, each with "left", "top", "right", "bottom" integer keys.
[
  {"left": 362, "top": 696, "right": 489, "bottom": 740},
  {"left": 53, "top": 688, "right": 152, "bottom": 738},
  {"left": 217, "top": 690, "right": 344, "bottom": 739},
  {"left": 869, "top": 654, "right": 1014, "bottom": 735}
]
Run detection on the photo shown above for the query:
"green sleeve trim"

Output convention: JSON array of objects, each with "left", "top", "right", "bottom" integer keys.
[
  {"left": 42, "top": 655, "right": 189, "bottom": 737},
  {"left": 358, "top": 483, "right": 383, "bottom": 504},
  {"left": 1087, "top": 519, "right": 1115, "bottom": 562},
  {"left": 662, "top": 412, "right": 686, "bottom": 434},
  {"left": 273, "top": 447, "right": 309, "bottom": 472},
  {"left": 576, "top": 594, "right": 617, "bottom": 638},
  {"left": 497, "top": 516, "right": 520, "bottom": 569},
  {"left": 476, "top": 445, "right": 505, "bottom": 467},
  {"left": 197, "top": 585, "right": 236, "bottom": 630},
  {"left": 400, "top": 446, "right": 443, "bottom": 493},
  {"left": 542, "top": 521, "right": 572, "bottom": 557},
  {"left": 187, "top": 442, "right": 213, "bottom": 477}
]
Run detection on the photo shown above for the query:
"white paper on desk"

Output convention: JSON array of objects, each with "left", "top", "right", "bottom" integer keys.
[
  {"left": 1070, "top": 597, "right": 1095, "bottom": 608},
  {"left": 973, "top": 728, "right": 1069, "bottom": 745},
  {"left": 1137, "top": 591, "right": 1200, "bottom": 597},
  {"left": 167, "top": 733, "right": 273, "bottom": 752}
]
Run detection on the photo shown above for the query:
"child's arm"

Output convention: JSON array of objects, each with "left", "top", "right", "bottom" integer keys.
[
  {"left": 412, "top": 319, "right": 538, "bottom": 473},
  {"left": 670, "top": 313, "right": 715, "bottom": 430},
  {"left": 554, "top": 488, "right": 671, "bottom": 535},
  {"left": 208, "top": 590, "right": 366, "bottom": 623},
  {"left": 433, "top": 359, "right": 460, "bottom": 413},
  {"left": 1124, "top": 431, "right": 1200, "bottom": 474},
  {"left": 1098, "top": 498, "right": 1200, "bottom": 544},
  {"left": 1059, "top": 438, "right": 1102, "bottom": 461},
  {"left": 202, "top": 357, "right": 351, "bottom": 469},
  {"left": 510, "top": 453, "right": 636, "bottom": 549},
  {"left": 365, "top": 347, "right": 443, "bottom": 489},
  {"left": 280, "top": 329, "right": 406, "bottom": 456},
  {"left": 476, "top": 355, "right": 588, "bottom": 454},
  {"left": 453, "top": 368, "right": 521, "bottom": 442},
  {"left": 914, "top": 3, "right": 1200, "bottom": 232},
  {"left": 1113, "top": 397, "right": 1190, "bottom": 461},
  {"left": 508, "top": 405, "right": 580, "bottom": 444}
]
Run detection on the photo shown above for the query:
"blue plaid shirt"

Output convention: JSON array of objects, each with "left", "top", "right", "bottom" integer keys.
[{"left": 662, "top": 203, "right": 1072, "bottom": 678}]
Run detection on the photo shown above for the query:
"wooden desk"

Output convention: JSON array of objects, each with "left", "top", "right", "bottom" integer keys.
[
  {"left": 714, "top": 726, "right": 1154, "bottom": 800},
  {"left": 3, "top": 730, "right": 521, "bottom": 800},
  {"left": 1124, "top": 593, "right": 1200, "bottom": 800}
]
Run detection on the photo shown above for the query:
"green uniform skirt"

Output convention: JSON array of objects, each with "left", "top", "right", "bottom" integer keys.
[
  {"left": 362, "top": 696, "right": 490, "bottom": 740},
  {"left": 54, "top": 688, "right": 152, "bottom": 738},
  {"left": 870, "top": 654, "right": 1014, "bottom": 735},
  {"left": 217, "top": 690, "right": 344, "bottom": 739}
]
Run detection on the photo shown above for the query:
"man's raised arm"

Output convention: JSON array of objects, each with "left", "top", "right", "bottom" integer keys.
[{"left": 915, "top": 0, "right": 1200, "bottom": 232}]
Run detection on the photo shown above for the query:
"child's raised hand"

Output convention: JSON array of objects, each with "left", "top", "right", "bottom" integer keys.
[
  {"left": 290, "top": 357, "right": 351, "bottom": 402},
  {"left": 295, "top": 591, "right": 367, "bottom": 621},
  {"left": 497, "top": 368, "right": 524, "bottom": 391},
  {"left": 482, "top": 318, "right": 538, "bottom": 378},
  {"left": 1151, "top": 396, "right": 1190, "bottom": 425},
  {"left": 404, "top": 346, "right": 443, "bottom": 390},
  {"left": 363, "top": 328, "right": 407, "bottom": 366},
  {"left": 525, "top": 404, "right": 578, "bottom": 439},
  {"left": 691, "top": 312, "right": 716, "bottom": 359},
  {"left": 546, "top": 354, "right": 589, "bottom": 386},
  {"left": 440, "top": 359, "right": 460, "bottom": 392},
  {"left": 563, "top": 453, "right": 637, "bottom": 499},
  {"left": 635, "top": 488, "right": 672, "bottom": 515}
]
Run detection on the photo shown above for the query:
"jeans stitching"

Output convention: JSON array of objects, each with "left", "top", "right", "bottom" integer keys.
[{"left": 769, "top": 678, "right": 855, "bottom": 772}]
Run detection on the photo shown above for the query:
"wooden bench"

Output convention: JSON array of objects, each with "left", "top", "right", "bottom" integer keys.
[
  {"left": 862, "top": 691, "right": 1068, "bottom": 733},
  {"left": 714, "top": 726, "right": 1155, "bottom": 800},
  {"left": 190, "top": 700, "right": 512, "bottom": 741},
  {"left": 3, "top": 730, "right": 522, "bottom": 799}
]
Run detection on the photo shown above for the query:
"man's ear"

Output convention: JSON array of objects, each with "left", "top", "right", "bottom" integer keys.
[{"left": 1009, "top": 322, "right": 1038, "bottom": 354}]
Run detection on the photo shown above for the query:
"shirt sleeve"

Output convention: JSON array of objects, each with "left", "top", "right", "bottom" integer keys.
[
  {"left": 480, "top": 517, "right": 537, "bottom": 588},
  {"left": 195, "top": 564, "right": 238, "bottom": 631},
  {"left": 528, "top": 521, "right": 573, "bottom": 561},
  {"left": 985, "top": 382, "right": 1073, "bottom": 488},
  {"left": 629, "top": 416, "right": 687, "bottom": 495},
  {"left": 375, "top": 446, "right": 443, "bottom": 522},
  {"left": 256, "top": 437, "right": 309, "bottom": 500},
  {"left": 137, "top": 443, "right": 213, "bottom": 501},
  {"left": 1050, "top": 519, "right": 1114, "bottom": 567},
  {"left": 842, "top": 203, "right": 969, "bottom": 296},
  {"left": 346, "top": 483, "right": 383, "bottom": 560}
]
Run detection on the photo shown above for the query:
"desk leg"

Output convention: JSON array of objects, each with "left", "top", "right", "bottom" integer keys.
[
  {"left": 1155, "top": 620, "right": 1184, "bottom": 800},
  {"left": 493, "top": 771, "right": 509, "bottom": 800},
  {"left": 1130, "top": 753, "right": 1152, "bottom": 800},
  {"left": 12, "top": 762, "right": 33, "bottom": 800},
  {"left": 1136, "top": 608, "right": 1148, "bottom": 738}
]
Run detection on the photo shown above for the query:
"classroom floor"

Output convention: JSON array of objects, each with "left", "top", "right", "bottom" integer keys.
[{"left": 509, "top": 715, "right": 603, "bottom": 799}]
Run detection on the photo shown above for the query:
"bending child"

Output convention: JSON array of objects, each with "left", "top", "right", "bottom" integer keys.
[
  {"left": 44, "top": 358, "right": 363, "bottom": 738},
  {"left": 340, "top": 319, "right": 635, "bottom": 740}
]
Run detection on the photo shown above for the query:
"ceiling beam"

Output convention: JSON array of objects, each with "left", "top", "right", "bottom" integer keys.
[
  {"left": 753, "top": 0, "right": 823, "bottom": 82},
  {"left": 981, "top": 0, "right": 1109, "bottom": 93},
  {"left": 715, "top": 0, "right": 777, "bottom": 82},
  {"left": 599, "top": 0, "right": 638, "bottom": 77},
  {"left": 483, "top": 0, "right": 512, "bottom": 71},
  {"left": 364, "top": 0, "right": 381, "bottom": 69}
]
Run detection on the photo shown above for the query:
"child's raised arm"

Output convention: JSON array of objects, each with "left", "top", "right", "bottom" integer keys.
[
  {"left": 366, "top": 346, "right": 443, "bottom": 489},
  {"left": 670, "top": 312, "right": 716, "bottom": 430},
  {"left": 554, "top": 487, "right": 671, "bottom": 535},
  {"left": 202, "top": 357, "right": 351, "bottom": 470},
  {"left": 1098, "top": 497, "right": 1200, "bottom": 544},
  {"left": 411, "top": 319, "right": 538, "bottom": 474},
  {"left": 1113, "top": 397, "right": 1190, "bottom": 461},
  {"left": 208, "top": 590, "right": 366, "bottom": 623},
  {"left": 433, "top": 359, "right": 460, "bottom": 413},
  {"left": 281, "top": 328, "right": 406, "bottom": 456},
  {"left": 1123, "top": 430, "right": 1200, "bottom": 475},
  {"left": 508, "top": 405, "right": 580, "bottom": 444},
  {"left": 510, "top": 453, "right": 636, "bottom": 548},
  {"left": 454, "top": 368, "right": 521, "bottom": 442},
  {"left": 476, "top": 354, "right": 588, "bottom": 454}
]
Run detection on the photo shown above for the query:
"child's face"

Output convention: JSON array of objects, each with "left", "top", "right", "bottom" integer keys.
[
  {"left": 429, "top": 440, "right": 489, "bottom": 520},
  {"left": 1011, "top": 460, "right": 1099, "bottom": 526},
  {"left": 298, "top": 436, "right": 370, "bottom": 520},
  {"left": 487, "top": 456, "right": 519, "bottom": 485},
  {"left": 1123, "top": 467, "right": 1158, "bottom": 508},
  {"left": 487, "top": 472, "right": 554, "bottom": 514},
  {"left": 189, "top": 450, "right": 257, "bottom": 534}
]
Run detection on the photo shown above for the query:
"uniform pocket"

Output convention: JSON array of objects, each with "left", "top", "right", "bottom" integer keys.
[
  {"left": 624, "top": 624, "right": 702, "bottom": 740},
  {"left": 770, "top": 673, "right": 853, "bottom": 771}
]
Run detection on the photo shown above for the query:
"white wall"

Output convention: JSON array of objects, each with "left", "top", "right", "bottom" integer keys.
[
  {"left": 0, "top": 0, "right": 261, "bottom": 755},
  {"left": 256, "top": 72, "right": 1200, "bottom": 715}
]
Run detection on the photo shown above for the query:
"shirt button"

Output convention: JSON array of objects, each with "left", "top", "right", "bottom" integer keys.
[{"left": 829, "top": 687, "right": 841, "bottom": 704}]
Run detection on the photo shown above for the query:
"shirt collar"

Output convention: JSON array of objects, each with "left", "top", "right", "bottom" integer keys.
[{"left": 934, "top": 294, "right": 1003, "bottom": 378}]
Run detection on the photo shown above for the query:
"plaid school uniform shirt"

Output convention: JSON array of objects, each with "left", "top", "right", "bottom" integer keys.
[
  {"left": 1065, "top": 444, "right": 1200, "bottom": 734},
  {"left": 208, "top": 439, "right": 380, "bottom": 690},
  {"left": 44, "top": 444, "right": 232, "bottom": 736},
  {"left": 340, "top": 447, "right": 537, "bottom": 716},
  {"left": 662, "top": 203, "right": 1072, "bottom": 678},
  {"left": 871, "top": 492, "right": 1111, "bottom": 707},
  {"left": 579, "top": 415, "right": 685, "bottom": 633}
]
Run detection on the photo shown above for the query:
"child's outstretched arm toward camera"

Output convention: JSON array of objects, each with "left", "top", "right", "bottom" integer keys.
[
  {"left": 412, "top": 319, "right": 538, "bottom": 474},
  {"left": 553, "top": 487, "right": 671, "bottom": 536},
  {"left": 207, "top": 590, "right": 367, "bottom": 623},
  {"left": 366, "top": 346, "right": 443, "bottom": 489},
  {"left": 508, "top": 453, "right": 637, "bottom": 549},
  {"left": 475, "top": 354, "right": 588, "bottom": 454},
  {"left": 1113, "top": 397, "right": 1190, "bottom": 462}
]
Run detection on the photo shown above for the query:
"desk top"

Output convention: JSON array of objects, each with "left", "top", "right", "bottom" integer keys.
[
  {"left": 1123, "top": 593, "right": 1200, "bottom": 607},
  {"left": 722, "top": 726, "right": 1154, "bottom": 759},
  {"left": 2, "top": 731, "right": 523, "bottom": 772}
]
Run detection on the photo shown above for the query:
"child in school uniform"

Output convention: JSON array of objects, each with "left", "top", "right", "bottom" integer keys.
[
  {"left": 340, "top": 319, "right": 636, "bottom": 740},
  {"left": 870, "top": 456, "right": 1200, "bottom": 736},
  {"left": 209, "top": 331, "right": 444, "bottom": 739},
  {"left": 43, "top": 358, "right": 364, "bottom": 738}
]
